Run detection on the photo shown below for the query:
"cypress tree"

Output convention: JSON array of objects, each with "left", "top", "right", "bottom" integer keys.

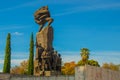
[
  {"left": 28, "top": 32, "right": 34, "bottom": 75},
  {"left": 3, "top": 33, "right": 11, "bottom": 73}
]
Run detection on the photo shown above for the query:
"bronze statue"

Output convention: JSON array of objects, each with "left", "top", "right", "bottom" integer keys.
[{"left": 34, "top": 6, "right": 53, "bottom": 32}]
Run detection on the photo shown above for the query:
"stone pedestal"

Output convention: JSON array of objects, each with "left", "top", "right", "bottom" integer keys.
[{"left": 34, "top": 26, "right": 61, "bottom": 76}]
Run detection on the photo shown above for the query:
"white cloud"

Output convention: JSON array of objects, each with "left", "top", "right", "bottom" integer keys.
[
  {"left": 0, "top": 60, "right": 4, "bottom": 64},
  {"left": 53, "top": 3, "right": 120, "bottom": 16},
  {"left": 0, "top": 0, "right": 101, "bottom": 12},
  {"left": 0, "top": 25, "right": 32, "bottom": 31},
  {"left": 0, "top": 26, "right": 21, "bottom": 30},
  {"left": 0, "top": 52, "right": 29, "bottom": 58},
  {"left": 0, "top": 0, "right": 91, "bottom": 13},
  {"left": 91, "top": 51, "right": 120, "bottom": 57},
  {"left": 60, "top": 51, "right": 79, "bottom": 55},
  {"left": 0, "top": 1, "right": 40, "bottom": 12},
  {"left": 62, "top": 55, "right": 80, "bottom": 63},
  {"left": 11, "top": 59, "right": 27, "bottom": 65},
  {"left": 0, "top": 52, "right": 28, "bottom": 66},
  {"left": 0, "top": 51, "right": 119, "bottom": 71},
  {"left": 12, "top": 32, "right": 23, "bottom": 36},
  {"left": 0, "top": 59, "right": 27, "bottom": 65},
  {"left": 0, "top": 1, "right": 119, "bottom": 16},
  {"left": 60, "top": 51, "right": 120, "bottom": 66},
  {"left": 0, "top": 59, "right": 27, "bottom": 72}
]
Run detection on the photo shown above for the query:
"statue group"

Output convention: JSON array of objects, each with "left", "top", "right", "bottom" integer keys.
[{"left": 34, "top": 6, "right": 62, "bottom": 76}]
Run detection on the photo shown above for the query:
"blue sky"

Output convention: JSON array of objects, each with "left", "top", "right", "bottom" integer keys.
[{"left": 0, "top": 0, "right": 120, "bottom": 71}]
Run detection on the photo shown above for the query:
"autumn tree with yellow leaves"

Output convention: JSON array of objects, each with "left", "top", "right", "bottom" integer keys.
[
  {"left": 11, "top": 61, "right": 28, "bottom": 74},
  {"left": 102, "top": 63, "right": 119, "bottom": 71},
  {"left": 61, "top": 61, "right": 76, "bottom": 75}
]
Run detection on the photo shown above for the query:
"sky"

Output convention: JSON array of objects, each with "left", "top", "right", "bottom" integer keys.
[{"left": 0, "top": 0, "right": 120, "bottom": 72}]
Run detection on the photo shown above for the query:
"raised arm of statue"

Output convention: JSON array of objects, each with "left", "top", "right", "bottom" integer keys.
[{"left": 34, "top": 6, "right": 53, "bottom": 32}]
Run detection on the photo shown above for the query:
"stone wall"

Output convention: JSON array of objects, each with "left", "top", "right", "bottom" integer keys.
[
  {"left": 75, "top": 65, "right": 120, "bottom": 80},
  {"left": 85, "top": 65, "right": 120, "bottom": 80},
  {"left": 0, "top": 73, "right": 10, "bottom": 80},
  {"left": 10, "top": 75, "right": 75, "bottom": 80},
  {"left": 1, "top": 65, "right": 120, "bottom": 80},
  {"left": 75, "top": 66, "right": 85, "bottom": 80}
]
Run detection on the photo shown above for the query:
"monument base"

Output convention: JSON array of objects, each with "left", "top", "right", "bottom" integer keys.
[{"left": 34, "top": 26, "right": 61, "bottom": 76}]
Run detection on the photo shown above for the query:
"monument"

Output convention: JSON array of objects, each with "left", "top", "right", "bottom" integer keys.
[{"left": 34, "top": 6, "right": 62, "bottom": 76}]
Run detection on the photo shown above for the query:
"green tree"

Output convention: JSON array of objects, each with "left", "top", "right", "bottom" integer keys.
[
  {"left": 77, "top": 60, "right": 86, "bottom": 66},
  {"left": 3, "top": 33, "right": 11, "bottom": 73},
  {"left": 79, "top": 48, "right": 90, "bottom": 65},
  {"left": 78, "top": 48, "right": 100, "bottom": 67},
  {"left": 28, "top": 33, "right": 34, "bottom": 75},
  {"left": 88, "top": 59, "right": 100, "bottom": 67}
]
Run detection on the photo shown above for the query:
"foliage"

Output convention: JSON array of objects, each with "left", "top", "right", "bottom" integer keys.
[
  {"left": 80, "top": 48, "right": 90, "bottom": 64},
  {"left": 77, "top": 48, "right": 100, "bottom": 67},
  {"left": 3, "top": 33, "right": 11, "bottom": 73},
  {"left": 81, "top": 48, "right": 90, "bottom": 61},
  {"left": 11, "top": 61, "right": 28, "bottom": 74},
  {"left": 102, "top": 63, "right": 119, "bottom": 71},
  {"left": 77, "top": 60, "right": 88, "bottom": 66},
  {"left": 88, "top": 59, "right": 100, "bottom": 67},
  {"left": 61, "top": 61, "right": 76, "bottom": 75},
  {"left": 28, "top": 33, "right": 34, "bottom": 75}
]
